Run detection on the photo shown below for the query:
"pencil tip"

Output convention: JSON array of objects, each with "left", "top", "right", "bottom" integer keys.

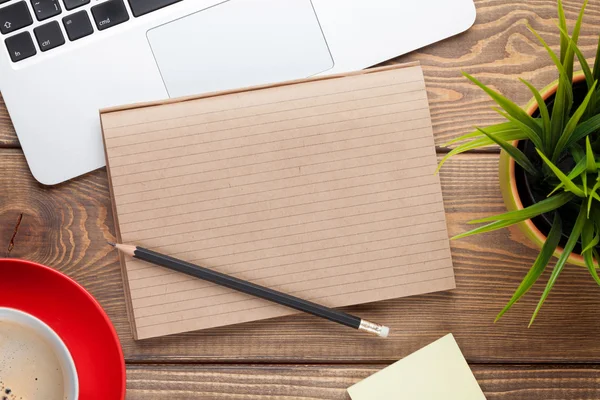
[{"left": 107, "top": 241, "right": 116, "bottom": 247}]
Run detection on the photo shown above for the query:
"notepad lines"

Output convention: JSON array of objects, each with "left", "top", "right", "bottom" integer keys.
[
  {"left": 108, "top": 111, "right": 430, "bottom": 171},
  {"left": 129, "top": 206, "right": 443, "bottom": 271},
  {"left": 117, "top": 168, "right": 436, "bottom": 227},
  {"left": 110, "top": 123, "right": 432, "bottom": 188},
  {"left": 126, "top": 197, "right": 443, "bottom": 252},
  {"left": 131, "top": 222, "right": 448, "bottom": 280},
  {"left": 103, "top": 75, "right": 424, "bottom": 133},
  {"left": 137, "top": 275, "right": 455, "bottom": 337},
  {"left": 135, "top": 274, "right": 454, "bottom": 329},
  {"left": 115, "top": 157, "right": 436, "bottom": 220},
  {"left": 130, "top": 246, "right": 450, "bottom": 298},
  {"left": 130, "top": 224, "right": 447, "bottom": 291},
  {"left": 129, "top": 238, "right": 450, "bottom": 293},
  {"left": 109, "top": 106, "right": 429, "bottom": 164},
  {"left": 120, "top": 176, "right": 439, "bottom": 233},
  {"left": 109, "top": 115, "right": 431, "bottom": 179},
  {"left": 130, "top": 249, "right": 451, "bottom": 300},
  {"left": 106, "top": 91, "right": 426, "bottom": 151},
  {"left": 134, "top": 261, "right": 453, "bottom": 313},
  {"left": 136, "top": 264, "right": 452, "bottom": 320},
  {"left": 127, "top": 227, "right": 449, "bottom": 287},
  {"left": 113, "top": 139, "right": 434, "bottom": 205},
  {"left": 127, "top": 205, "right": 445, "bottom": 271},
  {"left": 108, "top": 88, "right": 426, "bottom": 155},
  {"left": 119, "top": 169, "right": 439, "bottom": 239},
  {"left": 121, "top": 184, "right": 442, "bottom": 252}
]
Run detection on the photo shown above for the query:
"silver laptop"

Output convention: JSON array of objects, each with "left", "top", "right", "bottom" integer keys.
[{"left": 0, "top": 0, "right": 475, "bottom": 185}]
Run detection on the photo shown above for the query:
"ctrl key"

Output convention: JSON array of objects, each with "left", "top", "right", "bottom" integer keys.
[{"left": 5, "top": 31, "right": 36, "bottom": 62}]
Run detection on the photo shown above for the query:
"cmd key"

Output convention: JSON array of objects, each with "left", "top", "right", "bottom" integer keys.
[
  {"left": 128, "top": 0, "right": 181, "bottom": 17},
  {"left": 91, "top": 0, "right": 129, "bottom": 31}
]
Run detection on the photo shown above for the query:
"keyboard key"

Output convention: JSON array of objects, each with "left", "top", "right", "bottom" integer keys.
[
  {"left": 31, "top": 0, "right": 61, "bottom": 21},
  {"left": 63, "top": 10, "right": 92, "bottom": 41},
  {"left": 34, "top": 20, "right": 64, "bottom": 51},
  {"left": 128, "top": 0, "right": 181, "bottom": 17},
  {"left": 63, "top": 0, "right": 89, "bottom": 11},
  {"left": 5, "top": 31, "right": 35, "bottom": 61},
  {"left": 0, "top": 1, "right": 33, "bottom": 35},
  {"left": 91, "top": 0, "right": 128, "bottom": 31}
]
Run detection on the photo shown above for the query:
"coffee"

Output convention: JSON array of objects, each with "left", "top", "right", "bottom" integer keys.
[{"left": 0, "top": 321, "right": 65, "bottom": 400}]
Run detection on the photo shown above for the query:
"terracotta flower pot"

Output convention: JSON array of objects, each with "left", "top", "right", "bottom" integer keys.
[{"left": 499, "top": 73, "right": 587, "bottom": 266}]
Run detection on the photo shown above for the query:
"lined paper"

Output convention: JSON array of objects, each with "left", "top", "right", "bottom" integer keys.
[{"left": 102, "top": 64, "right": 455, "bottom": 340}]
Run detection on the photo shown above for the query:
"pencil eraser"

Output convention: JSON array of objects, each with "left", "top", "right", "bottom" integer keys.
[{"left": 380, "top": 326, "right": 390, "bottom": 338}]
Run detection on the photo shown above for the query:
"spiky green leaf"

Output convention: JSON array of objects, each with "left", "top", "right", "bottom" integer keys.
[
  {"left": 589, "top": 180, "right": 600, "bottom": 217},
  {"left": 441, "top": 122, "right": 519, "bottom": 147},
  {"left": 565, "top": 114, "right": 600, "bottom": 149},
  {"left": 581, "top": 220, "right": 600, "bottom": 286},
  {"left": 537, "top": 149, "right": 586, "bottom": 197},
  {"left": 557, "top": 0, "right": 568, "bottom": 63},
  {"left": 437, "top": 128, "right": 526, "bottom": 172},
  {"left": 494, "top": 108, "right": 545, "bottom": 151},
  {"left": 495, "top": 213, "right": 562, "bottom": 321},
  {"left": 553, "top": 81, "right": 598, "bottom": 159},
  {"left": 470, "top": 192, "right": 574, "bottom": 223},
  {"left": 530, "top": 202, "right": 588, "bottom": 325},
  {"left": 548, "top": 157, "right": 586, "bottom": 197},
  {"left": 463, "top": 72, "right": 542, "bottom": 139},
  {"left": 520, "top": 78, "right": 551, "bottom": 149},
  {"left": 452, "top": 220, "right": 518, "bottom": 240},
  {"left": 582, "top": 219, "right": 600, "bottom": 254},
  {"left": 586, "top": 136, "right": 597, "bottom": 173},
  {"left": 475, "top": 127, "right": 538, "bottom": 176},
  {"left": 594, "top": 35, "right": 600, "bottom": 83}
]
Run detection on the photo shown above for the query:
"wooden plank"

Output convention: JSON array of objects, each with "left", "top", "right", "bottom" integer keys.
[
  {"left": 1, "top": 0, "right": 599, "bottom": 149},
  {"left": 3, "top": 147, "right": 600, "bottom": 362},
  {"left": 126, "top": 364, "right": 600, "bottom": 399},
  {"left": 0, "top": 93, "right": 18, "bottom": 148},
  {"left": 395, "top": 0, "right": 600, "bottom": 145}
]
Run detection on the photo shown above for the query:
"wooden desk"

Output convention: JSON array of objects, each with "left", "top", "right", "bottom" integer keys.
[{"left": 2, "top": 0, "right": 600, "bottom": 397}]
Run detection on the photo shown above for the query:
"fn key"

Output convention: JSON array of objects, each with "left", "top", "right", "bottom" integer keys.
[{"left": 5, "top": 31, "right": 36, "bottom": 62}]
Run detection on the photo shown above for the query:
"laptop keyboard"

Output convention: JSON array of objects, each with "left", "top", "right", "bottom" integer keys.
[{"left": 0, "top": 0, "right": 183, "bottom": 62}]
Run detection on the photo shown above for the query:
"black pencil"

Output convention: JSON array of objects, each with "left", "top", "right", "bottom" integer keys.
[{"left": 109, "top": 242, "right": 389, "bottom": 337}]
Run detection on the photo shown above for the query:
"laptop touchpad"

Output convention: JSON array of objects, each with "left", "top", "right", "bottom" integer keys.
[{"left": 147, "top": 0, "right": 334, "bottom": 98}]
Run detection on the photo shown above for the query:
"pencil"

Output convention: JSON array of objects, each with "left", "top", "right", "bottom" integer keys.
[{"left": 108, "top": 242, "right": 389, "bottom": 337}]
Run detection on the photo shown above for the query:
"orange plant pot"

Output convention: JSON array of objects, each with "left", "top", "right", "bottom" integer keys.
[{"left": 498, "top": 73, "right": 587, "bottom": 266}]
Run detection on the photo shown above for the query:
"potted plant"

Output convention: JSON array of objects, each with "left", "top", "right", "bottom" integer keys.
[{"left": 438, "top": 0, "right": 600, "bottom": 324}]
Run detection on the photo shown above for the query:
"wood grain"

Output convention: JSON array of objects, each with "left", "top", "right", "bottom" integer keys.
[
  {"left": 0, "top": 93, "right": 17, "bottom": 148},
  {"left": 0, "top": 0, "right": 598, "bottom": 149},
  {"left": 3, "top": 148, "right": 600, "bottom": 363},
  {"left": 126, "top": 364, "right": 600, "bottom": 399},
  {"left": 3, "top": 0, "right": 600, "bottom": 394}
]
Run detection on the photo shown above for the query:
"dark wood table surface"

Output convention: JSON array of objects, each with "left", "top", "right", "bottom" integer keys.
[{"left": 2, "top": 0, "right": 600, "bottom": 398}]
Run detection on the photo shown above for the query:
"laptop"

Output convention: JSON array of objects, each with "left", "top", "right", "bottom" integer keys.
[{"left": 0, "top": 0, "right": 476, "bottom": 185}]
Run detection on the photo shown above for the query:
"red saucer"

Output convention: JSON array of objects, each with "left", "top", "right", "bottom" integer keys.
[{"left": 0, "top": 259, "right": 126, "bottom": 399}]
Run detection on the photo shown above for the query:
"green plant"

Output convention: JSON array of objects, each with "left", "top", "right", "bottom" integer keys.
[{"left": 438, "top": 0, "right": 600, "bottom": 325}]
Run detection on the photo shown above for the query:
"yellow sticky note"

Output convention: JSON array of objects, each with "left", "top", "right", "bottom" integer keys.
[{"left": 348, "top": 334, "right": 486, "bottom": 400}]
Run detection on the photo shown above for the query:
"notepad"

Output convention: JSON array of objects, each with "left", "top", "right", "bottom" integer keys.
[
  {"left": 101, "top": 63, "right": 455, "bottom": 340},
  {"left": 348, "top": 334, "right": 486, "bottom": 400}
]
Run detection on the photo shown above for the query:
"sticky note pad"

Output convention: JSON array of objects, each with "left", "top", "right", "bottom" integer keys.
[{"left": 348, "top": 334, "right": 486, "bottom": 400}]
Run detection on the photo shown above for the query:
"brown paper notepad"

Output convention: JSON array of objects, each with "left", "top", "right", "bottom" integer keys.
[{"left": 101, "top": 63, "right": 455, "bottom": 340}]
